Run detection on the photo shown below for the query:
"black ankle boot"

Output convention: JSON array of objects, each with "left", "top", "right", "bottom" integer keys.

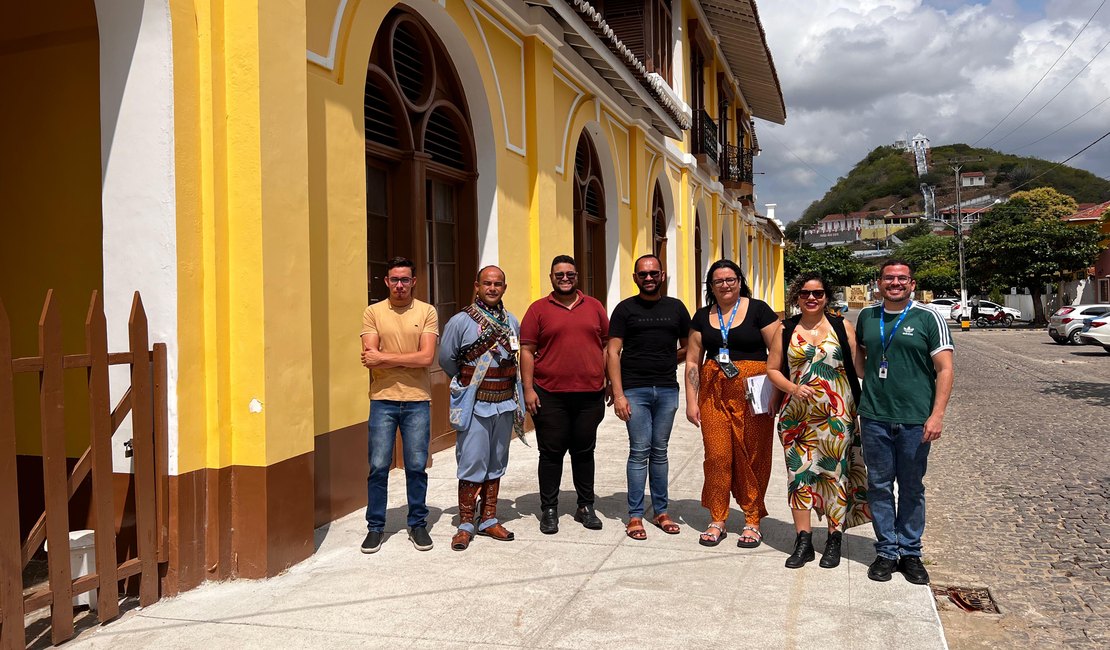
[
  {"left": 785, "top": 531, "right": 815, "bottom": 569},
  {"left": 820, "top": 531, "right": 843, "bottom": 568}
]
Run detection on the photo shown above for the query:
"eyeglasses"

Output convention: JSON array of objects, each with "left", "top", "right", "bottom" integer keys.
[
  {"left": 710, "top": 277, "right": 739, "bottom": 287},
  {"left": 881, "top": 275, "right": 912, "bottom": 283},
  {"left": 636, "top": 270, "right": 661, "bottom": 279},
  {"left": 798, "top": 289, "right": 826, "bottom": 299},
  {"left": 386, "top": 276, "right": 414, "bottom": 285},
  {"left": 553, "top": 271, "right": 578, "bottom": 280}
]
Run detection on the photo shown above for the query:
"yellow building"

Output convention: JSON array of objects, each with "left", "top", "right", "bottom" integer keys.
[{"left": 1, "top": 0, "right": 785, "bottom": 594}]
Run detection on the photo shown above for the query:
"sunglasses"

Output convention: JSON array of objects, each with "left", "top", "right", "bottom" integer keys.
[
  {"left": 636, "top": 270, "right": 661, "bottom": 279},
  {"left": 798, "top": 289, "right": 826, "bottom": 299},
  {"left": 553, "top": 271, "right": 577, "bottom": 280}
]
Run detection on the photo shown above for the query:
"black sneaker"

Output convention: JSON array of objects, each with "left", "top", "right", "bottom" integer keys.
[
  {"left": 868, "top": 556, "right": 898, "bottom": 582},
  {"left": 408, "top": 526, "right": 433, "bottom": 551},
  {"left": 360, "top": 531, "right": 384, "bottom": 554},
  {"left": 574, "top": 505, "right": 603, "bottom": 530},
  {"left": 899, "top": 556, "right": 930, "bottom": 585}
]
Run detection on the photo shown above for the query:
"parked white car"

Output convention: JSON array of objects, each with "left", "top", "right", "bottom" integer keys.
[
  {"left": 950, "top": 299, "right": 1022, "bottom": 323},
  {"left": 923, "top": 297, "right": 958, "bottom": 320},
  {"left": 1076, "top": 313, "right": 1110, "bottom": 352},
  {"left": 1048, "top": 304, "right": 1110, "bottom": 344}
]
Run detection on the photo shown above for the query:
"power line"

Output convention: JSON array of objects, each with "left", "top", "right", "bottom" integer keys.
[
  {"left": 988, "top": 36, "right": 1110, "bottom": 148},
  {"left": 1010, "top": 94, "right": 1110, "bottom": 152},
  {"left": 971, "top": 0, "right": 1105, "bottom": 146},
  {"left": 1005, "top": 129, "right": 1110, "bottom": 194},
  {"left": 761, "top": 127, "right": 838, "bottom": 187}
]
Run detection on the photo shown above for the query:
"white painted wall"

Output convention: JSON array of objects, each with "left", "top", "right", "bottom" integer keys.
[{"left": 95, "top": 0, "right": 179, "bottom": 474}]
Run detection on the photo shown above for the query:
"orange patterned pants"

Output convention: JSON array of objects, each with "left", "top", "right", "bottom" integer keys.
[{"left": 699, "top": 360, "right": 774, "bottom": 525}]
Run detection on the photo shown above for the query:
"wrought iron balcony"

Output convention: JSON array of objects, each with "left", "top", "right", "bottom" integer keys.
[
  {"left": 721, "top": 144, "right": 754, "bottom": 186},
  {"left": 695, "top": 109, "right": 719, "bottom": 159}
]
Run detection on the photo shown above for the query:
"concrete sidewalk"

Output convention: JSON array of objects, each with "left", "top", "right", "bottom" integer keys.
[{"left": 68, "top": 395, "right": 947, "bottom": 649}]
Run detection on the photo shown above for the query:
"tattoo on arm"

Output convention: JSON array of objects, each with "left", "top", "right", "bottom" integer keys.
[{"left": 687, "top": 365, "right": 700, "bottom": 393}]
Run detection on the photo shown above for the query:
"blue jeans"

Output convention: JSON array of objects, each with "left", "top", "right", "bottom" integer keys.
[
  {"left": 624, "top": 386, "right": 679, "bottom": 518},
  {"left": 366, "top": 400, "right": 430, "bottom": 532},
  {"left": 859, "top": 417, "right": 931, "bottom": 560}
]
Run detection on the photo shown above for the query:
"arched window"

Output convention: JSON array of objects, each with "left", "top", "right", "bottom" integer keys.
[
  {"left": 365, "top": 9, "right": 477, "bottom": 323},
  {"left": 573, "top": 132, "right": 606, "bottom": 302},
  {"left": 652, "top": 181, "right": 667, "bottom": 272}
]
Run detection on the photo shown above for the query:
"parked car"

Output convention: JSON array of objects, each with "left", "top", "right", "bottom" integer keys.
[
  {"left": 1047, "top": 304, "right": 1110, "bottom": 344},
  {"left": 1076, "top": 313, "right": 1110, "bottom": 352},
  {"left": 923, "top": 297, "right": 958, "bottom": 320},
  {"left": 951, "top": 299, "right": 1022, "bottom": 323}
]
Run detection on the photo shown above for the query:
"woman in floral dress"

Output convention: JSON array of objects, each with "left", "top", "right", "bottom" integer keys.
[{"left": 767, "top": 273, "right": 870, "bottom": 569}]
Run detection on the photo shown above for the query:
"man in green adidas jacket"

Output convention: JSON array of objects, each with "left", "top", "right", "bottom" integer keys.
[{"left": 854, "top": 259, "right": 954, "bottom": 585}]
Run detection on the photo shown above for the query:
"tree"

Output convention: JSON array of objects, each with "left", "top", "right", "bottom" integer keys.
[
  {"left": 896, "top": 235, "right": 954, "bottom": 271},
  {"left": 784, "top": 244, "right": 873, "bottom": 288},
  {"left": 965, "top": 220, "right": 1102, "bottom": 325},
  {"left": 978, "top": 187, "right": 1077, "bottom": 229},
  {"left": 894, "top": 235, "right": 960, "bottom": 293}
]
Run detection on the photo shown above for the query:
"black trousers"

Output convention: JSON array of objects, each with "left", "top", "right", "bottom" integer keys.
[{"left": 533, "top": 387, "right": 605, "bottom": 510}]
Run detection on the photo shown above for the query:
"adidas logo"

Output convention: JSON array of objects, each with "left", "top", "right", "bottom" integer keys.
[{"left": 902, "top": 326, "right": 915, "bottom": 336}]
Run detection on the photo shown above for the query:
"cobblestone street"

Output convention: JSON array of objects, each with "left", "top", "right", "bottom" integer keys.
[{"left": 925, "top": 326, "right": 1109, "bottom": 648}]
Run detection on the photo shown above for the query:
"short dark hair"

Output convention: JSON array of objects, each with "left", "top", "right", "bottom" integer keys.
[
  {"left": 634, "top": 254, "right": 661, "bottom": 272},
  {"left": 550, "top": 255, "right": 576, "bottom": 270},
  {"left": 704, "top": 259, "right": 751, "bottom": 306},
  {"left": 879, "top": 258, "right": 914, "bottom": 277},
  {"left": 786, "top": 272, "right": 833, "bottom": 313},
  {"left": 475, "top": 265, "right": 505, "bottom": 282},
  {"left": 386, "top": 257, "right": 416, "bottom": 275}
]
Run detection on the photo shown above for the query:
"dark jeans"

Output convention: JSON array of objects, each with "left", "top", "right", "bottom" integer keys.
[
  {"left": 533, "top": 387, "right": 605, "bottom": 510},
  {"left": 366, "top": 400, "right": 430, "bottom": 532},
  {"left": 859, "top": 417, "right": 931, "bottom": 559}
]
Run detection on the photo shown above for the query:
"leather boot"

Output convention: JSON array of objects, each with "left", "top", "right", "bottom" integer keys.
[
  {"left": 820, "top": 531, "right": 843, "bottom": 568},
  {"left": 477, "top": 478, "right": 514, "bottom": 541},
  {"left": 784, "top": 531, "right": 815, "bottom": 569},
  {"left": 451, "top": 480, "right": 482, "bottom": 551}
]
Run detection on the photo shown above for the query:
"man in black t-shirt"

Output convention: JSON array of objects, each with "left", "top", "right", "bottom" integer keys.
[{"left": 606, "top": 254, "right": 691, "bottom": 540}]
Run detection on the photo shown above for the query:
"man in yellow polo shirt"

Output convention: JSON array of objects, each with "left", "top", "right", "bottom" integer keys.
[{"left": 360, "top": 257, "right": 439, "bottom": 553}]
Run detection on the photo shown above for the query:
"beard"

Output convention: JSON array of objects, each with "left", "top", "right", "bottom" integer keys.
[
  {"left": 553, "top": 284, "right": 576, "bottom": 296},
  {"left": 638, "top": 283, "right": 661, "bottom": 296}
]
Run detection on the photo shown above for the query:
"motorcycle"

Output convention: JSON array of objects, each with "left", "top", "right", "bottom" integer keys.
[{"left": 975, "top": 310, "right": 1014, "bottom": 328}]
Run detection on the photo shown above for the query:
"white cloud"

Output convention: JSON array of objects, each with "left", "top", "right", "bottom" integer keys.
[{"left": 751, "top": 0, "right": 1110, "bottom": 223}]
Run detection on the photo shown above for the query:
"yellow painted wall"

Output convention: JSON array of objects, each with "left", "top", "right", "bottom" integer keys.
[
  {"left": 0, "top": 2, "right": 101, "bottom": 456},
  {"left": 170, "top": 0, "right": 314, "bottom": 470}
]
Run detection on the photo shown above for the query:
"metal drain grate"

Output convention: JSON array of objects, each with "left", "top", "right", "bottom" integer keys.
[{"left": 932, "top": 585, "right": 1000, "bottom": 614}]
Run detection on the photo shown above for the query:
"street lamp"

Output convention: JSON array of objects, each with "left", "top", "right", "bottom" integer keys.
[{"left": 927, "top": 199, "right": 1001, "bottom": 331}]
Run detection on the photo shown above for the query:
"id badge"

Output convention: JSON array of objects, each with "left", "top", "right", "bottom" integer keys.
[
  {"left": 509, "top": 335, "right": 520, "bottom": 351},
  {"left": 878, "top": 360, "right": 888, "bottom": 379},
  {"left": 717, "top": 348, "right": 730, "bottom": 364}
]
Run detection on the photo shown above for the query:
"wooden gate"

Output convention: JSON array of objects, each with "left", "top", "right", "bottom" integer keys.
[{"left": 0, "top": 290, "right": 168, "bottom": 648}]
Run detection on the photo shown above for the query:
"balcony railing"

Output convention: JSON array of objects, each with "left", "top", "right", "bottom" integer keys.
[
  {"left": 695, "top": 109, "right": 719, "bottom": 159},
  {"left": 721, "top": 144, "right": 754, "bottom": 185}
]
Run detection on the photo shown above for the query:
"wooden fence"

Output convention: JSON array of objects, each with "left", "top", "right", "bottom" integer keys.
[{"left": 0, "top": 291, "right": 168, "bottom": 648}]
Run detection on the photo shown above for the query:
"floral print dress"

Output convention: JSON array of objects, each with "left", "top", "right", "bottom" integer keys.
[{"left": 777, "top": 331, "right": 871, "bottom": 531}]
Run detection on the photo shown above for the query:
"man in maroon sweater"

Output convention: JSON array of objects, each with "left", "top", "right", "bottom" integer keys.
[{"left": 520, "top": 255, "right": 610, "bottom": 534}]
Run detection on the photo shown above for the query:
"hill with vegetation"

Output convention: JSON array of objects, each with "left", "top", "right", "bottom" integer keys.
[{"left": 784, "top": 144, "right": 1110, "bottom": 240}]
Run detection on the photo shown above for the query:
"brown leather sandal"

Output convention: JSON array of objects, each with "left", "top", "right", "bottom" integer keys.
[
  {"left": 625, "top": 518, "right": 647, "bottom": 541},
  {"left": 451, "top": 529, "right": 473, "bottom": 551},
  {"left": 652, "top": 513, "right": 681, "bottom": 534}
]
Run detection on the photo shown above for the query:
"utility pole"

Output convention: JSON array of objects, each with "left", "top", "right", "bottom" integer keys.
[{"left": 947, "top": 157, "right": 980, "bottom": 332}]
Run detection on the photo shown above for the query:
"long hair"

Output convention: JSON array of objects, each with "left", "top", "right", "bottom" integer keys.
[
  {"left": 786, "top": 272, "right": 834, "bottom": 316},
  {"left": 704, "top": 259, "right": 751, "bottom": 307}
]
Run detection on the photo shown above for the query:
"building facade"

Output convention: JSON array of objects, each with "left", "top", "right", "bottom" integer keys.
[{"left": 1, "top": 0, "right": 786, "bottom": 593}]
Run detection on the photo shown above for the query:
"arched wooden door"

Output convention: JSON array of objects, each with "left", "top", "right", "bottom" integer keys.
[
  {"left": 573, "top": 132, "right": 606, "bottom": 303},
  {"left": 365, "top": 8, "right": 479, "bottom": 453}
]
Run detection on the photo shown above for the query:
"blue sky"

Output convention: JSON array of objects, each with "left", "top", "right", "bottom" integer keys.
[{"left": 751, "top": 0, "right": 1109, "bottom": 222}]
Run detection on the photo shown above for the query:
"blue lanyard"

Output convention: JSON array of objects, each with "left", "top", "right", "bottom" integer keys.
[
  {"left": 716, "top": 301, "right": 740, "bottom": 347},
  {"left": 878, "top": 301, "right": 912, "bottom": 359}
]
